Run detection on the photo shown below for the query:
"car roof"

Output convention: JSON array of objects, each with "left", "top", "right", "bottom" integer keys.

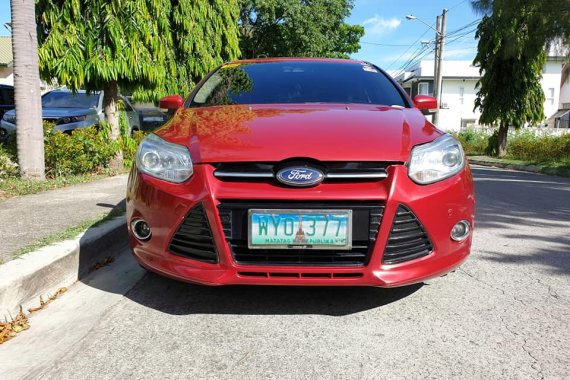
[
  {"left": 224, "top": 57, "right": 370, "bottom": 66},
  {"left": 48, "top": 89, "right": 100, "bottom": 94}
]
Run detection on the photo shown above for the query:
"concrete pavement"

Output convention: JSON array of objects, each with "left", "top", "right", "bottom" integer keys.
[
  {"left": 0, "top": 165, "right": 569, "bottom": 379},
  {"left": 0, "top": 173, "right": 128, "bottom": 316},
  {"left": 0, "top": 174, "right": 128, "bottom": 263}
]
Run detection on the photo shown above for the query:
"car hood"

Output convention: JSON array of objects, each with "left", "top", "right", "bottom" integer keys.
[
  {"left": 41, "top": 108, "right": 98, "bottom": 119},
  {"left": 155, "top": 104, "right": 443, "bottom": 163},
  {"left": 4, "top": 108, "right": 98, "bottom": 119}
]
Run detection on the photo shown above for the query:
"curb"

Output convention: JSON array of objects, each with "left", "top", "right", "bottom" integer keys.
[
  {"left": 468, "top": 158, "right": 563, "bottom": 177},
  {"left": 0, "top": 217, "right": 128, "bottom": 317}
]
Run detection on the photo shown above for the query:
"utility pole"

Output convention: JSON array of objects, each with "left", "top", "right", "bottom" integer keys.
[
  {"left": 433, "top": 15, "right": 441, "bottom": 101},
  {"left": 433, "top": 9, "right": 447, "bottom": 126}
]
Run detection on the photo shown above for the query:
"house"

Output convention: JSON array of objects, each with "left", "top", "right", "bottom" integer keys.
[
  {"left": 0, "top": 36, "right": 13, "bottom": 86},
  {"left": 552, "top": 62, "right": 570, "bottom": 128},
  {"left": 393, "top": 54, "right": 566, "bottom": 132}
]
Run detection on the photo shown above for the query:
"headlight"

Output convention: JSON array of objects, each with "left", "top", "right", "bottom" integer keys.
[
  {"left": 136, "top": 134, "right": 193, "bottom": 183},
  {"left": 408, "top": 134, "right": 465, "bottom": 184},
  {"left": 57, "top": 115, "right": 87, "bottom": 125},
  {"left": 2, "top": 114, "right": 16, "bottom": 124}
]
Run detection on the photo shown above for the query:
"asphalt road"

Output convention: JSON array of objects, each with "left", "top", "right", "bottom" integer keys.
[{"left": 1, "top": 165, "right": 569, "bottom": 379}]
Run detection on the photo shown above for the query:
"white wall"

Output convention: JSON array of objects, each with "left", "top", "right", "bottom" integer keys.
[
  {"left": 542, "top": 59, "right": 564, "bottom": 120},
  {"left": 425, "top": 59, "right": 564, "bottom": 131},
  {"left": 0, "top": 67, "right": 13, "bottom": 86},
  {"left": 560, "top": 81, "right": 570, "bottom": 108},
  {"left": 437, "top": 79, "right": 481, "bottom": 132}
]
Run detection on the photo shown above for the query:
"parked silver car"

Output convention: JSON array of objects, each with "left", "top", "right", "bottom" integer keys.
[{"left": 0, "top": 89, "right": 141, "bottom": 140}]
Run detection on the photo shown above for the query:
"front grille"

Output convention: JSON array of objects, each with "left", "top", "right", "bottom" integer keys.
[
  {"left": 383, "top": 204, "right": 433, "bottom": 265},
  {"left": 168, "top": 203, "right": 218, "bottom": 263},
  {"left": 218, "top": 201, "right": 384, "bottom": 266},
  {"left": 213, "top": 161, "right": 396, "bottom": 183}
]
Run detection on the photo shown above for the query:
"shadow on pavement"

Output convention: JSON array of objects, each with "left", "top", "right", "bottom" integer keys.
[
  {"left": 471, "top": 166, "right": 570, "bottom": 276},
  {"left": 121, "top": 273, "right": 423, "bottom": 316},
  {"left": 78, "top": 199, "right": 128, "bottom": 280}
]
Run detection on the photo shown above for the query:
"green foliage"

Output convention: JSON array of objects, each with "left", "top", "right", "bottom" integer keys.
[
  {"left": 471, "top": 1, "right": 570, "bottom": 44},
  {"left": 42, "top": 115, "right": 143, "bottom": 177},
  {"left": 238, "top": 0, "right": 364, "bottom": 59},
  {"left": 0, "top": 137, "right": 19, "bottom": 178},
  {"left": 451, "top": 130, "right": 490, "bottom": 155},
  {"left": 454, "top": 128, "right": 570, "bottom": 163},
  {"left": 36, "top": 0, "right": 168, "bottom": 95},
  {"left": 162, "top": 0, "right": 241, "bottom": 99},
  {"left": 485, "top": 131, "right": 499, "bottom": 157},
  {"left": 508, "top": 131, "right": 570, "bottom": 162},
  {"left": 122, "top": 130, "right": 147, "bottom": 168},
  {"left": 35, "top": 1, "right": 241, "bottom": 101},
  {"left": 44, "top": 124, "right": 117, "bottom": 177},
  {"left": 473, "top": 2, "right": 547, "bottom": 130},
  {"left": 470, "top": 0, "right": 570, "bottom": 156},
  {"left": 0, "top": 173, "right": 107, "bottom": 200}
]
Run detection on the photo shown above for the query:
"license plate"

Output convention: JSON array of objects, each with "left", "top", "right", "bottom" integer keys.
[{"left": 248, "top": 209, "right": 352, "bottom": 250}]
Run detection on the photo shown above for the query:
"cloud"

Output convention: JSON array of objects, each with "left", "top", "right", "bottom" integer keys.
[
  {"left": 362, "top": 15, "right": 401, "bottom": 36},
  {"left": 444, "top": 47, "right": 478, "bottom": 59}
]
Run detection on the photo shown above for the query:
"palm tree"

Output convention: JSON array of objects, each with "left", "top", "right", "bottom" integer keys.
[{"left": 10, "top": 0, "right": 45, "bottom": 180}]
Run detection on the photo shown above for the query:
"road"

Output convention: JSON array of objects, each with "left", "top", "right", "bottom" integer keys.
[{"left": 1, "top": 166, "right": 569, "bottom": 379}]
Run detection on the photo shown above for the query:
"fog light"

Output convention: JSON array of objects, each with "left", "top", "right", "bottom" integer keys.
[
  {"left": 450, "top": 220, "right": 471, "bottom": 241},
  {"left": 131, "top": 219, "right": 152, "bottom": 241}
]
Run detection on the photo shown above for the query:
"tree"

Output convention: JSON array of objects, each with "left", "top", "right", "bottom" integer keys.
[
  {"left": 11, "top": 0, "right": 45, "bottom": 180},
  {"left": 471, "top": 0, "right": 570, "bottom": 157},
  {"left": 137, "top": 1, "right": 241, "bottom": 100},
  {"left": 238, "top": 0, "right": 364, "bottom": 59},
  {"left": 36, "top": 0, "right": 241, "bottom": 168}
]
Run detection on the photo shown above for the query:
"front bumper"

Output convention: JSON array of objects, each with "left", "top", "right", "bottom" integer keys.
[{"left": 126, "top": 163, "right": 475, "bottom": 287}]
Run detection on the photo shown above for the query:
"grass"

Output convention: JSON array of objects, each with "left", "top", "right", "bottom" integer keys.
[
  {"left": 0, "top": 173, "right": 113, "bottom": 200},
  {"left": 469, "top": 155, "right": 570, "bottom": 178},
  {"left": 10, "top": 203, "right": 126, "bottom": 260}
]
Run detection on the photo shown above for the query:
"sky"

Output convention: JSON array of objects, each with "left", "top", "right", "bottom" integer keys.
[
  {"left": 347, "top": 0, "right": 480, "bottom": 73},
  {"left": 0, "top": 0, "right": 480, "bottom": 73}
]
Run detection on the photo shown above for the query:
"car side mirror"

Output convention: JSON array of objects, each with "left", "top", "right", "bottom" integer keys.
[
  {"left": 414, "top": 95, "right": 438, "bottom": 110},
  {"left": 159, "top": 95, "right": 183, "bottom": 110}
]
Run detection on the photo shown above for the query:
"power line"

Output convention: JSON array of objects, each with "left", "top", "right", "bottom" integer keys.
[
  {"left": 446, "top": 19, "right": 481, "bottom": 37},
  {"left": 385, "top": 15, "right": 481, "bottom": 72},
  {"left": 386, "top": 26, "right": 434, "bottom": 70},
  {"left": 398, "top": 44, "right": 432, "bottom": 72},
  {"left": 400, "top": 47, "right": 437, "bottom": 74},
  {"left": 360, "top": 41, "right": 417, "bottom": 47},
  {"left": 448, "top": 0, "right": 470, "bottom": 11}
]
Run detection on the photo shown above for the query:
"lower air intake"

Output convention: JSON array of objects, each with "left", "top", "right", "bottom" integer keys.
[
  {"left": 168, "top": 203, "right": 218, "bottom": 263},
  {"left": 383, "top": 204, "right": 433, "bottom": 265}
]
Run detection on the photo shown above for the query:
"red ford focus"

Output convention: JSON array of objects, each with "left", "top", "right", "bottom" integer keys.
[{"left": 126, "top": 58, "right": 475, "bottom": 287}]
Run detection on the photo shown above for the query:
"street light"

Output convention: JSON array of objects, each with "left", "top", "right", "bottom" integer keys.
[
  {"left": 406, "top": 11, "right": 448, "bottom": 126},
  {"left": 405, "top": 15, "right": 442, "bottom": 36}
]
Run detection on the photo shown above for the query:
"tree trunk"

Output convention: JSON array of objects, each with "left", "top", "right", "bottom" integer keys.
[
  {"left": 11, "top": 0, "right": 45, "bottom": 180},
  {"left": 102, "top": 81, "right": 123, "bottom": 170},
  {"left": 497, "top": 120, "right": 509, "bottom": 158}
]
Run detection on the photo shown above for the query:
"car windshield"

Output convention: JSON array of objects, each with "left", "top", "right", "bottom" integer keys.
[
  {"left": 190, "top": 61, "right": 408, "bottom": 108},
  {"left": 41, "top": 92, "right": 99, "bottom": 108}
]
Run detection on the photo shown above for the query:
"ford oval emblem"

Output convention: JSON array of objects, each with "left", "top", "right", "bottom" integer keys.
[{"left": 276, "top": 167, "right": 324, "bottom": 187}]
